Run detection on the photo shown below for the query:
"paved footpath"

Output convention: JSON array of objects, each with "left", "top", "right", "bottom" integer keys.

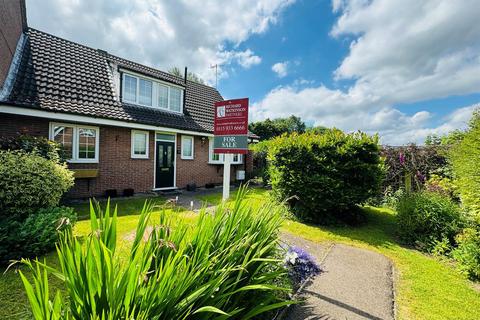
[
  {"left": 282, "top": 233, "right": 395, "bottom": 320},
  {"left": 171, "top": 190, "right": 395, "bottom": 320}
]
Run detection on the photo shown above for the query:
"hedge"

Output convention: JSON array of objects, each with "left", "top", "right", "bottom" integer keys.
[
  {"left": 268, "top": 130, "right": 384, "bottom": 224},
  {"left": 448, "top": 110, "right": 480, "bottom": 219},
  {"left": 0, "top": 150, "right": 74, "bottom": 218}
]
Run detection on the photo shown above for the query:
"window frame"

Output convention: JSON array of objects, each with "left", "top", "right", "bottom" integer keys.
[
  {"left": 181, "top": 135, "right": 194, "bottom": 160},
  {"left": 131, "top": 130, "right": 150, "bottom": 159},
  {"left": 49, "top": 122, "right": 100, "bottom": 163},
  {"left": 208, "top": 138, "right": 242, "bottom": 164},
  {"left": 121, "top": 71, "right": 184, "bottom": 114},
  {"left": 138, "top": 78, "right": 153, "bottom": 106},
  {"left": 122, "top": 74, "right": 138, "bottom": 104}
]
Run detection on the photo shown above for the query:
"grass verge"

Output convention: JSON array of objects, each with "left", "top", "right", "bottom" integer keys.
[
  {"left": 198, "top": 189, "right": 480, "bottom": 320},
  {"left": 2, "top": 189, "right": 479, "bottom": 319}
]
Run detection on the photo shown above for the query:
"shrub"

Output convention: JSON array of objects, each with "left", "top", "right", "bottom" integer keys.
[
  {"left": 448, "top": 110, "right": 480, "bottom": 219},
  {"left": 268, "top": 130, "right": 384, "bottom": 224},
  {"left": 425, "top": 173, "right": 458, "bottom": 199},
  {"left": 381, "top": 187, "right": 405, "bottom": 209},
  {"left": 395, "top": 191, "right": 464, "bottom": 252},
  {"left": 0, "top": 150, "right": 74, "bottom": 217},
  {"left": 0, "top": 134, "right": 65, "bottom": 162},
  {"left": 381, "top": 144, "right": 448, "bottom": 193},
  {"left": 18, "top": 188, "right": 293, "bottom": 319},
  {"left": 250, "top": 140, "right": 271, "bottom": 184},
  {"left": 453, "top": 227, "right": 480, "bottom": 280},
  {"left": 0, "top": 206, "right": 76, "bottom": 264}
]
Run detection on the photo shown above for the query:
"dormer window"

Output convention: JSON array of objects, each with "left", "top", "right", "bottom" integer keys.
[{"left": 121, "top": 71, "right": 183, "bottom": 113}]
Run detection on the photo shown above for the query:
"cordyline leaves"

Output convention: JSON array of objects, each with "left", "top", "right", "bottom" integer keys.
[{"left": 19, "top": 186, "right": 293, "bottom": 319}]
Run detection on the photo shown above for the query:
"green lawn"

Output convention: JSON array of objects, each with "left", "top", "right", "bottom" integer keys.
[
  {"left": 198, "top": 189, "right": 480, "bottom": 320},
  {"left": 0, "top": 195, "right": 195, "bottom": 320},
  {"left": 1, "top": 189, "right": 479, "bottom": 319},
  {"left": 70, "top": 195, "right": 170, "bottom": 220}
]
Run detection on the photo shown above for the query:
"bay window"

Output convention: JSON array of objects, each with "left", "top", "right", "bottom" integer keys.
[
  {"left": 131, "top": 130, "right": 149, "bottom": 159},
  {"left": 50, "top": 123, "right": 99, "bottom": 163},
  {"left": 121, "top": 72, "right": 183, "bottom": 113}
]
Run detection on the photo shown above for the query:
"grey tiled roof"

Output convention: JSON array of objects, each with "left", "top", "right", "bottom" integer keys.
[{"left": 5, "top": 28, "right": 226, "bottom": 133}]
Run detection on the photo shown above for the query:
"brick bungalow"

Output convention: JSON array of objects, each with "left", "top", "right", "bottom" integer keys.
[{"left": 0, "top": 0, "right": 257, "bottom": 198}]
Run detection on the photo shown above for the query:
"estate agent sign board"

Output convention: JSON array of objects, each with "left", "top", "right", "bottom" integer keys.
[
  {"left": 213, "top": 98, "right": 249, "bottom": 154},
  {"left": 213, "top": 98, "right": 249, "bottom": 200}
]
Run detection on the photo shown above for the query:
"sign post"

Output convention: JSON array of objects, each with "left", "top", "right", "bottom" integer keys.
[{"left": 213, "top": 98, "right": 249, "bottom": 201}]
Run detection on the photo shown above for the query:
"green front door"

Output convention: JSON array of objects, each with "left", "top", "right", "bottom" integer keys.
[{"left": 155, "top": 140, "right": 175, "bottom": 188}]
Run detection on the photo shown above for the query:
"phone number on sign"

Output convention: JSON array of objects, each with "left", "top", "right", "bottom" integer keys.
[{"left": 216, "top": 125, "right": 246, "bottom": 132}]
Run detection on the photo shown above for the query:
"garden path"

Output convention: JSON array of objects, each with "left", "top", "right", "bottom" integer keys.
[
  {"left": 281, "top": 232, "right": 395, "bottom": 320},
  {"left": 163, "top": 186, "right": 226, "bottom": 211}
]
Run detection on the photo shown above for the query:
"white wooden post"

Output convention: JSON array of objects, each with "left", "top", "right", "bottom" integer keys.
[{"left": 222, "top": 153, "right": 232, "bottom": 201}]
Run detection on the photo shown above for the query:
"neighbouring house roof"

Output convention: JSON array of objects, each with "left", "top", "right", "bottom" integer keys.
[{"left": 3, "top": 28, "right": 260, "bottom": 138}]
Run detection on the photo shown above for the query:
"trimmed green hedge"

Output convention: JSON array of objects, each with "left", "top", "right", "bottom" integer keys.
[
  {"left": 268, "top": 130, "right": 384, "bottom": 224},
  {"left": 449, "top": 110, "right": 480, "bottom": 219},
  {"left": 0, "top": 150, "right": 74, "bottom": 218}
]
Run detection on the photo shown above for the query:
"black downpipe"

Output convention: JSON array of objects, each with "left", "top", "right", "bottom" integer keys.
[{"left": 183, "top": 67, "right": 187, "bottom": 111}]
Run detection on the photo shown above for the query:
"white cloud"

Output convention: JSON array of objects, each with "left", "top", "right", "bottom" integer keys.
[
  {"left": 218, "top": 49, "right": 261, "bottom": 69},
  {"left": 272, "top": 61, "right": 289, "bottom": 77},
  {"left": 26, "top": 0, "right": 294, "bottom": 83},
  {"left": 253, "top": 0, "right": 480, "bottom": 144}
]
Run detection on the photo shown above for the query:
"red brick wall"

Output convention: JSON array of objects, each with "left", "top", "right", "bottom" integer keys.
[
  {"left": 0, "top": 0, "right": 27, "bottom": 86},
  {"left": 0, "top": 114, "right": 155, "bottom": 198},
  {"left": 0, "top": 113, "right": 252, "bottom": 198},
  {"left": 175, "top": 134, "right": 247, "bottom": 188},
  {"left": 67, "top": 127, "right": 155, "bottom": 198},
  {"left": 0, "top": 113, "right": 48, "bottom": 137}
]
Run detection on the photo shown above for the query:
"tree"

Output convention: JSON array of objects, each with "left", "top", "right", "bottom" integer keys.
[
  {"left": 168, "top": 67, "right": 205, "bottom": 84},
  {"left": 425, "top": 134, "right": 442, "bottom": 146},
  {"left": 306, "top": 126, "right": 329, "bottom": 135},
  {"left": 249, "top": 115, "right": 306, "bottom": 140}
]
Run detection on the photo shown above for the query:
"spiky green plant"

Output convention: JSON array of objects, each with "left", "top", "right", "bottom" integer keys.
[{"left": 18, "top": 186, "right": 292, "bottom": 319}]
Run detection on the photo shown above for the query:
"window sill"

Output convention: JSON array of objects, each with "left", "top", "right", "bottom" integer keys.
[
  {"left": 131, "top": 156, "right": 149, "bottom": 160},
  {"left": 208, "top": 162, "right": 242, "bottom": 165},
  {"left": 68, "top": 160, "right": 99, "bottom": 164},
  {"left": 122, "top": 100, "right": 183, "bottom": 115},
  {"left": 181, "top": 156, "right": 194, "bottom": 160}
]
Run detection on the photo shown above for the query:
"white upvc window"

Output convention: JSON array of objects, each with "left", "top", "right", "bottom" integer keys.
[
  {"left": 131, "top": 130, "right": 149, "bottom": 159},
  {"left": 49, "top": 122, "right": 100, "bottom": 163},
  {"left": 123, "top": 74, "right": 137, "bottom": 103},
  {"left": 121, "top": 72, "right": 184, "bottom": 113},
  {"left": 208, "top": 138, "right": 242, "bottom": 164},
  {"left": 138, "top": 78, "right": 153, "bottom": 106},
  {"left": 181, "top": 135, "right": 194, "bottom": 160}
]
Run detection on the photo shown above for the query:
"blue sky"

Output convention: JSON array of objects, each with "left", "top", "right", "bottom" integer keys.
[
  {"left": 27, "top": 0, "right": 480, "bottom": 144},
  {"left": 220, "top": 0, "right": 347, "bottom": 101}
]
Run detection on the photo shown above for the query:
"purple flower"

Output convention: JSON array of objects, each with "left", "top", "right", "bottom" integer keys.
[
  {"left": 416, "top": 171, "right": 425, "bottom": 183},
  {"left": 285, "top": 246, "right": 322, "bottom": 286},
  {"left": 399, "top": 152, "right": 405, "bottom": 166}
]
